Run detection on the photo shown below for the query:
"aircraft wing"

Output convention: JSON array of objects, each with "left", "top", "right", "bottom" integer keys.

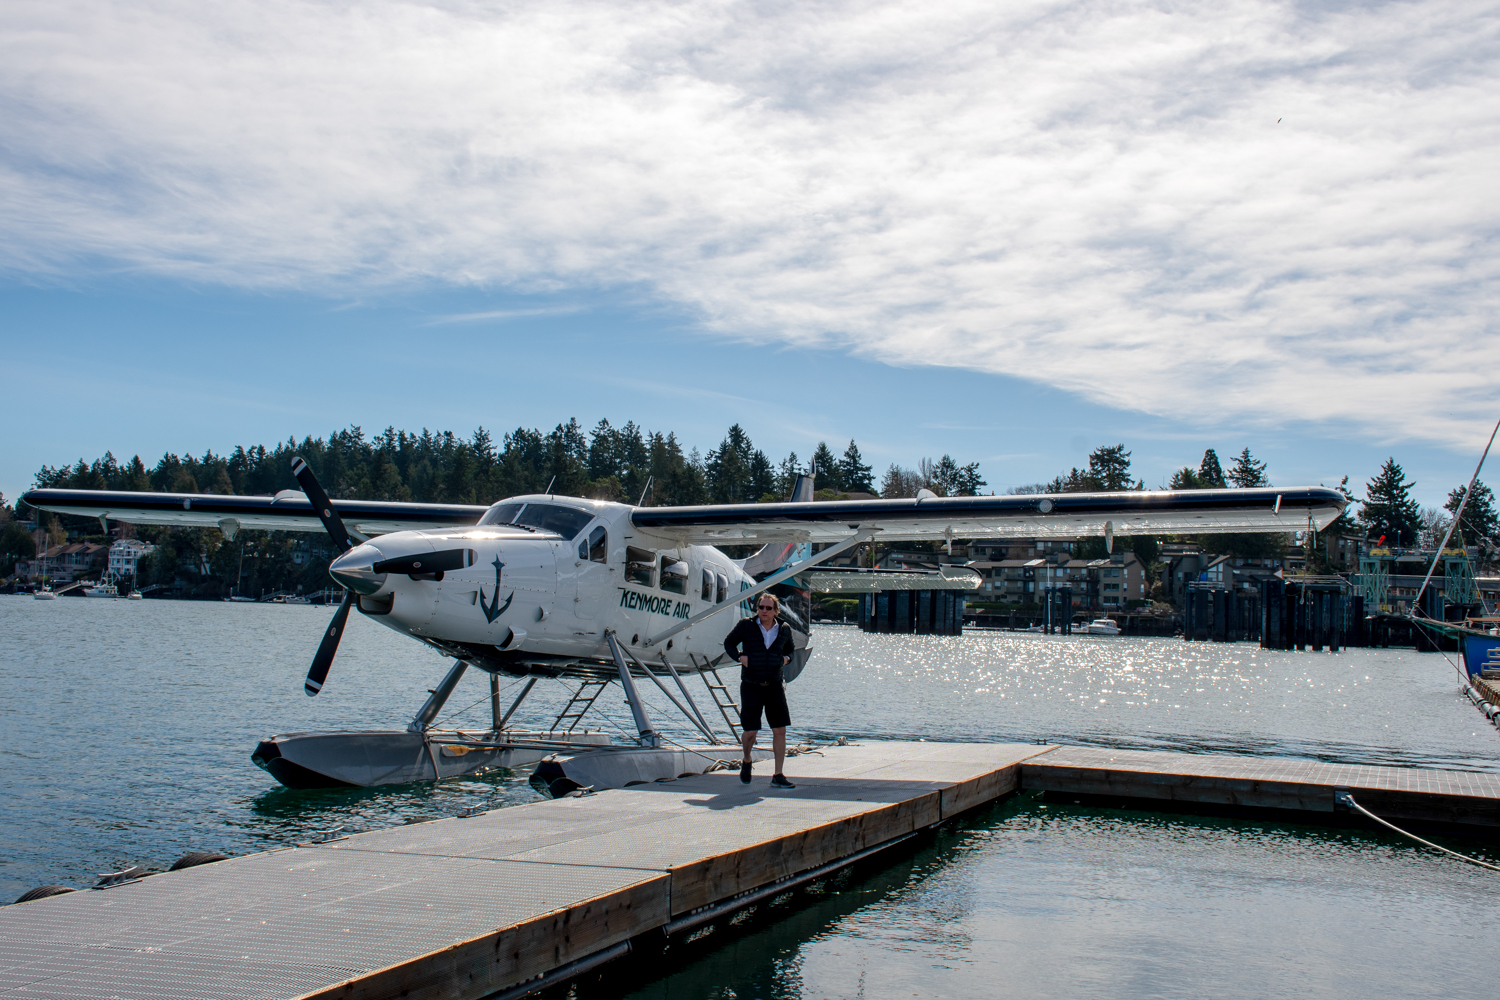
[
  {"left": 20, "top": 488, "right": 488, "bottom": 537},
  {"left": 798, "top": 566, "right": 984, "bottom": 592},
  {"left": 632, "top": 486, "right": 1346, "bottom": 544}
]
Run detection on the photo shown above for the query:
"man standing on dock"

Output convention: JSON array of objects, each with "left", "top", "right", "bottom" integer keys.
[{"left": 724, "top": 593, "right": 797, "bottom": 789}]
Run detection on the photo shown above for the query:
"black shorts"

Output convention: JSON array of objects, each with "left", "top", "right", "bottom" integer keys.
[{"left": 739, "top": 682, "right": 790, "bottom": 731}]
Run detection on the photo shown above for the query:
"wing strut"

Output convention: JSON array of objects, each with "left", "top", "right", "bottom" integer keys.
[{"left": 643, "top": 531, "right": 873, "bottom": 648}]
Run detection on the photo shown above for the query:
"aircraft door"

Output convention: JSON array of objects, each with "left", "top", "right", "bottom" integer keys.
[{"left": 574, "top": 523, "right": 609, "bottom": 621}]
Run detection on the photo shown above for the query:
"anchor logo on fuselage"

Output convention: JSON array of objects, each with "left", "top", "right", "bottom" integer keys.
[{"left": 480, "top": 556, "right": 514, "bottom": 624}]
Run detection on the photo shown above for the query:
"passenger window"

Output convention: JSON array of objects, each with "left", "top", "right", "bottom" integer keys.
[
  {"left": 660, "top": 555, "right": 689, "bottom": 595},
  {"left": 625, "top": 546, "right": 655, "bottom": 587},
  {"left": 587, "top": 525, "right": 607, "bottom": 563},
  {"left": 701, "top": 568, "right": 714, "bottom": 602},
  {"left": 716, "top": 573, "right": 728, "bottom": 604}
]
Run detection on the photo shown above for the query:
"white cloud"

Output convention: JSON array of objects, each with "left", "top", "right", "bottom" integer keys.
[
  {"left": 425, "top": 306, "right": 583, "bottom": 324},
  {"left": 2, "top": 0, "right": 1497, "bottom": 445}
]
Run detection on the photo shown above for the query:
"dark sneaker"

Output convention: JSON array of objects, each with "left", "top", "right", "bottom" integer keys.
[
  {"left": 770, "top": 773, "right": 796, "bottom": 789},
  {"left": 740, "top": 760, "right": 752, "bottom": 783}
]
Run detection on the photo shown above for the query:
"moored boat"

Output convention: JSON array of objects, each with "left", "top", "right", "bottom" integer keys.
[{"left": 1085, "top": 617, "right": 1121, "bottom": 635}]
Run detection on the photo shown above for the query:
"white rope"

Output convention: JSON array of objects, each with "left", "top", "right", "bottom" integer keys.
[{"left": 1344, "top": 792, "right": 1500, "bottom": 873}]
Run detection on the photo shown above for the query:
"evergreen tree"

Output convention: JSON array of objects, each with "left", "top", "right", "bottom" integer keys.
[
  {"left": 880, "top": 464, "right": 922, "bottom": 498},
  {"left": 811, "top": 442, "right": 841, "bottom": 492},
  {"left": 748, "top": 450, "right": 776, "bottom": 502},
  {"left": 648, "top": 432, "right": 705, "bottom": 506},
  {"left": 1445, "top": 480, "right": 1499, "bottom": 547},
  {"left": 1197, "top": 449, "right": 1227, "bottom": 488},
  {"left": 705, "top": 425, "right": 757, "bottom": 503},
  {"left": 587, "top": 419, "right": 620, "bottom": 481},
  {"left": 1168, "top": 468, "right": 1200, "bottom": 490},
  {"left": 1045, "top": 468, "right": 1093, "bottom": 493},
  {"left": 543, "top": 419, "right": 589, "bottom": 496},
  {"left": 1087, "top": 444, "right": 1132, "bottom": 491},
  {"left": 839, "top": 440, "right": 874, "bottom": 494},
  {"left": 1360, "top": 458, "right": 1421, "bottom": 546},
  {"left": 1228, "top": 448, "right": 1269, "bottom": 488}
]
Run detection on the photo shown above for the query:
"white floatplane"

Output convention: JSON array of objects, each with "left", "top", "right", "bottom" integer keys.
[{"left": 24, "top": 467, "right": 1344, "bottom": 793}]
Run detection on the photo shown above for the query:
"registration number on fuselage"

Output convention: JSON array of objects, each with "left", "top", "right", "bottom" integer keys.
[{"left": 618, "top": 588, "right": 692, "bottom": 618}]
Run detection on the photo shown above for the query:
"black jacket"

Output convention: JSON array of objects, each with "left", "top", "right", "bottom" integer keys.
[{"left": 723, "top": 616, "right": 794, "bottom": 684}]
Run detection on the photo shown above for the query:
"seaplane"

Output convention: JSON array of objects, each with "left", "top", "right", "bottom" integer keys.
[{"left": 23, "top": 465, "right": 1345, "bottom": 794}]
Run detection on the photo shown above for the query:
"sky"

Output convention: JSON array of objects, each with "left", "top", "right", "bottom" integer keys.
[{"left": 3, "top": 0, "right": 1498, "bottom": 511}]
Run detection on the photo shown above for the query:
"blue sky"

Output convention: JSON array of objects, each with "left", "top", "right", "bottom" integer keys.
[
  {"left": 3, "top": 0, "right": 1498, "bottom": 511},
  {"left": 4, "top": 276, "right": 1483, "bottom": 510}
]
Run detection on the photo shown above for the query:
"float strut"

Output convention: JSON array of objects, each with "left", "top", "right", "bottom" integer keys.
[
  {"left": 499, "top": 677, "right": 538, "bottom": 731},
  {"left": 605, "top": 630, "right": 659, "bottom": 748},
  {"left": 408, "top": 659, "right": 468, "bottom": 733}
]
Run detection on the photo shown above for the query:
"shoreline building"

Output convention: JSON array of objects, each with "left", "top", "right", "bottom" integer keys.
[{"left": 107, "top": 538, "right": 157, "bottom": 583}]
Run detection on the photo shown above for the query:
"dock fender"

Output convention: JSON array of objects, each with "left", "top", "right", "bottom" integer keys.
[
  {"left": 12, "top": 885, "right": 76, "bottom": 905},
  {"left": 529, "top": 759, "right": 581, "bottom": 798}
]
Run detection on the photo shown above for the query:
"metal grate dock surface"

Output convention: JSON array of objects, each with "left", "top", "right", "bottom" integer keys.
[{"left": 0, "top": 741, "right": 1048, "bottom": 1000}]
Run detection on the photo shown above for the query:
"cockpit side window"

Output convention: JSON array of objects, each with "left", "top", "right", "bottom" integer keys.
[
  {"left": 660, "top": 555, "right": 689, "bottom": 595},
  {"left": 701, "top": 567, "right": 714, "bottom": 602},
  {"left": 587, "top": 525, "right": 607, "bottom": 563}
]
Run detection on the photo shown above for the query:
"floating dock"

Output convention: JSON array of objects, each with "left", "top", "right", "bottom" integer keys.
[
  {"left": 1023, "top": 745, "right": 1500, "bottom": 830},
  {"left": 5, "top": 741, "right": 1499, "bottom": 1000}
]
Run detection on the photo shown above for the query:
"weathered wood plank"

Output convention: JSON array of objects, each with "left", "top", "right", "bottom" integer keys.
[
  {"left": 666, "top": 791, "right": 941, "bottom": 915},
  {"left": 293, "top": 874, "right": 669, "bottom": 1000},
  {"left": 940, "top": 764, "right": 1016, "bottom": 818}
]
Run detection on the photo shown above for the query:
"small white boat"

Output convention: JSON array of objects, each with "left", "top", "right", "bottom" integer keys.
[
  {"left": 126, "top": 591, "right": 143, "bottom": 600},
  {"left": 83, "top": 582, "right": 119, "bottom": 599},
  {"left": 33, "top": 587, "right": 57, "bottom": 601},
  {"left": 1085, "top": 618, "right": 1121, "bottom": 635}
]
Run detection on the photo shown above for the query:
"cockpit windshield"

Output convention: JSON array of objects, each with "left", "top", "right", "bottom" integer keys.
[{"left": 477, "top": 502, "right": 594, "bottom": 540}]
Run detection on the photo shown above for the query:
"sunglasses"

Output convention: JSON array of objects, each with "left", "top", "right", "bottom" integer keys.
[{"left": 757, "top": 604, "right": 776, "bottom": 610}]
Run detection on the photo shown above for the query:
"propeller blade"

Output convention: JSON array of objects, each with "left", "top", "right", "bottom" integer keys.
[
  {"left": 372, "top": 548, "right": 476, "bottom": 577},
  {"left": 306, "top": 590, "right": 354, "bottom": 696},
  {"left": 290, "top": 456, "right": 353, "bottom": 553}
]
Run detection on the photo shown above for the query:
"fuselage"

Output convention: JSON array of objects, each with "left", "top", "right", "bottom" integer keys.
[{"left": 328, "top": 495, "right": 796, "bottom": 676}]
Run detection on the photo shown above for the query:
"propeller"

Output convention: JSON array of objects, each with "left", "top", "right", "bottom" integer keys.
[{"left": 290, "top": 456, "right": 356, "bottom": 697}]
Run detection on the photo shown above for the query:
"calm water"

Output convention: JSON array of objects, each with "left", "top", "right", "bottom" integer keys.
[{"left": 3, "top": 596, "right": 1497, "bottom": 997}]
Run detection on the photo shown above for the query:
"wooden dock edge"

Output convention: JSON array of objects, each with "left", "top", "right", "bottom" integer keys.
[
  {"left": 293, "top": 875, "right": 669, "bottom": 1000},
  {"left": 293, "top": 757, "right": 1031, "bottom": 1000},
  {"left": 1020, "top": 759, "right": 1500, "bottom": 832}
]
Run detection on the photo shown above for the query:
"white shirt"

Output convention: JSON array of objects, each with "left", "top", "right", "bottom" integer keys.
[{"left": 758, "top": 620, "right": 780, "bottom": 649}]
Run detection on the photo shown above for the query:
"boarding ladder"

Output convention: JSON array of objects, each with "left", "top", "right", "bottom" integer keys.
[
  {"left": 697, "top": 662, "right": 742, "bottom": 741},
  {"left": 552, "top": 678, "right": 611, "bottom": 733}
]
